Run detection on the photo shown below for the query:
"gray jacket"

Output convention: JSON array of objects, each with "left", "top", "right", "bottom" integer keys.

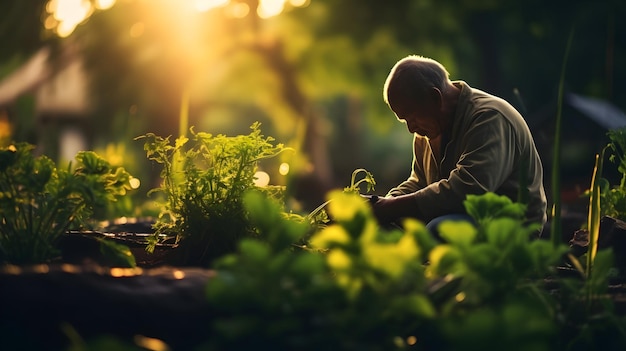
[{"left": 387, "top": 81, "right": 547, "bottom": 227}]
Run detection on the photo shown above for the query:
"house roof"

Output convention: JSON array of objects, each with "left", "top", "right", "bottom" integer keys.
[
  {"left": 0, "top": 44, "right": 90, "bottom": 115},
  {"left": 0, "top": 47, "right": 51, "bottom": 106}
]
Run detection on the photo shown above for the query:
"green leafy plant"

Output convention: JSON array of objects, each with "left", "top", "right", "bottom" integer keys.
[
  {"left": 136, "top": 122, "right": 289, "bottom": 266},
  {"left": 599, "top": 128, "right": 626, "bottom": 222},
  {"left": 0, "top": 143, "right": 133, "bottom": 265},
  {"left": 204, "top": 190, "right": 586, "bottom": 351},
  {"left": 464, "top": 192, "right": 527, "bottom": 228},
  {"left": 573, "top": 127, "right": 626, "bottom": 277},
  {"left": 343, "top": 168, "right": 376, "bottom": 194},
  {"left": 305, "top": 168, "right": 376, "bottom": 227},
  {"left": 205, "top": 190, "right": 434, "bottom": 351},
  {"left": 291, "top": 168, "right": 376, "bottom": 248},
  {"left": 68, "top": 190, "right": 623, "bottom": 350}
]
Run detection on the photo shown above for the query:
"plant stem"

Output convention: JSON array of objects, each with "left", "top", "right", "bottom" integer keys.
[
  {"left": 550, "top": 28, "right": 575, "bottom": 248},
  {"left": 180, "top": 86, "right": 190, "bottom": 138},
  {"left": 586, "top": 146, "right": 607, "bottom": 279}
]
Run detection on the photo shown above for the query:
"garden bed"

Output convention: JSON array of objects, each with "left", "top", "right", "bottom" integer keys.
[{"left": 0, "top": 263, "right": 215, "bottom": 350}]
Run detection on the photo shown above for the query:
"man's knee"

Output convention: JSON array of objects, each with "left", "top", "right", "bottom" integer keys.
[{"left": 426, "top": 214, "right": 475, "bottom": 241}]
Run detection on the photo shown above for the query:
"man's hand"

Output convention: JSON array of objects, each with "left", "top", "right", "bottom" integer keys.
[{"left": 369, "top": 194, "right": 420, "bottom": 225}]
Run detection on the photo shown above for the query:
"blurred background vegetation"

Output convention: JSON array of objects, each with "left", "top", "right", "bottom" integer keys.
[{"left": 0, "top": 0, "right": 624, "bottom": 217}]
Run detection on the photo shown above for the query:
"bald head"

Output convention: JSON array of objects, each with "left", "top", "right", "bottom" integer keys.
[{"left": 383, "top": 55, "right": 451, "bottom": 108}]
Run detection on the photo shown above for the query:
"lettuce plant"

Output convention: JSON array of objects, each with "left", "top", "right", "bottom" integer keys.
[
  {"left": 137, "top": 122, "right": 288, "bottom": 266},
  {"left": 0, "top": 143, "right": 133, "bottom": 265},
  {"left": 204, "top": 190, "right": 579, "bottom": 350}
]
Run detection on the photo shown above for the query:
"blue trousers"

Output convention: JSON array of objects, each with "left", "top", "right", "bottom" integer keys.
[{"left": 426, "top": 214, "right": 475, "bottom": 241}]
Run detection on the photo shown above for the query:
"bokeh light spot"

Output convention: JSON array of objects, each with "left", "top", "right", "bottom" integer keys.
[
  {"left": 48, "top": 0, "right": 93, "bottom": 37},
  {"left": 227, "top": 2, "right": 250, "bottom": 18},
  {"left": 129, "top": 22, "right": 145, "bottom": 38},
  {"left": 194, "top": 0, "right": 229, "bottom": 12},
  {"left": 257, "top": 0, "right": 285, "bottom": 19},
  {"left": 254, "top": 171, "right": 270, "bottom": 187},
  {"left": 52, "top": 0, "right": 91, "bottom": 23},
  {"left": 289, "top": 0, "right": 309, "bottom": 7},
  {"left": 134, "top": 335, "right": 170, "bottom": 351},
  {"left": 56, "top": 21, "right": 77, "bottom": 38},
  {"left": 44, "top": 15, "right": 57, "bottom": 30},
  {"left": 173, "top": 270, "right": 185, "bottom": 279},
  {"left": 279, "top": 162, "right": 290, "bottom": 175},
  {"left": 94, "top": 0, "right": 116, "bottom": 10},
  {"left": 129, "top": 177, "right": 141, "bottom": 189}
]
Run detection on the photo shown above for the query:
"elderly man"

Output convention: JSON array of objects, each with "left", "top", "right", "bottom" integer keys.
[{"left": 370, "top": 55, "right": 547, "bottom": 234}]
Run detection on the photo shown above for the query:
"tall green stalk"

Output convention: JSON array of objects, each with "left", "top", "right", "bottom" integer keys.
[
  {"left": 550, "top": 28, "right": 575, "bottom": 247},
  {"left": 586, "top": 146, "right": 608, "bottom": 278},
  {"left": 173, "top": 87, "right": 191, "bottom": 188}
]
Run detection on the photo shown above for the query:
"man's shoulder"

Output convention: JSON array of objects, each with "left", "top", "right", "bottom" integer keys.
[{"left": 459, "top": 84, "right": 522, "bottom": 122}]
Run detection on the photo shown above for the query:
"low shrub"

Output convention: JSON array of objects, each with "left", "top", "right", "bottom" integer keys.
[{"left": 0, "top": 143, "right": 133, "bottom": 265}]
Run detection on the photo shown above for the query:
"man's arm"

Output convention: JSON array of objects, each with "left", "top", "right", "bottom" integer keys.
[
  {"left": 373, "top": 111, "right": 517, "bottom": 224},
  {"left": 387, "top": 134, "right": 428, "bottom": 196},
  {"left": 371, "top": 193, "right": 421, "bottom": 224}
]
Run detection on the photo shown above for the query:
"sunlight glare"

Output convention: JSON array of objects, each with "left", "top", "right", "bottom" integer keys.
[
  {"left": 53, "top": 0, "right": 92, "bottom": 24},
  {"left": 46, "top": 0, "right": 57, "bottom": 13},
  {"left": 94, "top": 0, "right": 116, "bottom": 10},
  {"left": 289, "top": 0, "right": 309, "bottom": 7},
  {"left": 56, "top": 21, "right": 77, "bottom": 38},
  {"left": 226, "top": 2, "right": 250, "bottom": 18},
  {"left": 194, "top": 0, "right": 229, "bottom": 12},
  {"left": 257, "top": 0, "right": 285, "bottom": 19},
  {"left": 50, "top": 0, "right": 93, "bottom": 37}
]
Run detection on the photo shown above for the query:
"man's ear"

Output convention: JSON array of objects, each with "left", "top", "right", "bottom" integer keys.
[{"left": 430, "top": 87, "right": 443, "bottom": 107}]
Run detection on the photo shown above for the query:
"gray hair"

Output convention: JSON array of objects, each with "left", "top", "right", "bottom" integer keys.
[{"left": 383, "top": 55, "right": 450, "bottom": 106}]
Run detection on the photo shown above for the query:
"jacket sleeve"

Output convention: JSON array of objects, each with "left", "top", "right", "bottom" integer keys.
[
  {"left": 412, "top": 111, "right": 517, "bottom": 221},
  {"left": 387, "top": 134, "right": 428, "bottom": 196}
]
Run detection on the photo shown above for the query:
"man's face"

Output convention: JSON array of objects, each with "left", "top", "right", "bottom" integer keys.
[{"left": 391, "top": 98, "right": 442, "bottom": 139}]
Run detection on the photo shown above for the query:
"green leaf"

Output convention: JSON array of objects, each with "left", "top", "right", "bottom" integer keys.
[
  {"left": 0, "top": 144, "right": 18, "bottom": 171},
  {"left": 438, "top": 220, "right": 477, "bottom": 247},
  {"left": 239, "top": 239, "right": 271, "bottom": 264},
  {"left": 527, "top": 240, "right": 568, "bottom": 272},
  {"left": 288, "top": 253, "right": 325, "bottom": 277},
  {"left": 97, "top": 238, "right": 136, "bottom": 268},
  {"left": 464, "top": 192, "right": 526, "bottom": 227},
  {"left": 403, "top": 218, "right": 437, "bottom": 258},
  {"left": 588, "top": 249, "right": 615, "bottom": 294},
  {"left": 428, "top": 245, "right": 465, "bottom": 276},
  {"left": 76, "top": 151, "right": 110, "bottom": 174},
  {"left": 465, "top": 243, "right": 501, "bottom": 274},
  {"left": 391, "top": 294, "right": 436, "bottom": 319},
  {"left": 483, "top": 218, "right": 522, "bottom": 248}
]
